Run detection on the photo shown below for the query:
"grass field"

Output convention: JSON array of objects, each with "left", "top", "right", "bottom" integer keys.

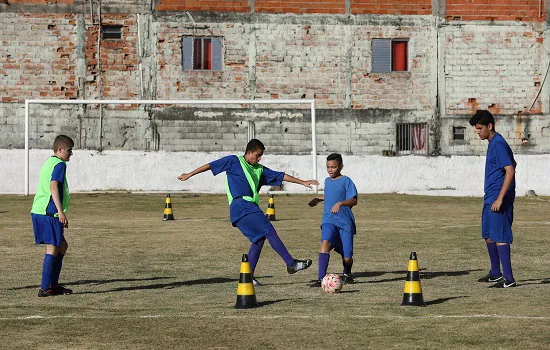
[{"left": 1, "top": 193, "right": 549, "bottom": 349}]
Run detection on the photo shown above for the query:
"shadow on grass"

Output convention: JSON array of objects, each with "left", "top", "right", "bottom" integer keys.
[
  {"left": 77, "top": 277, "right": 239, "bottom": 294},
  {"left": 425, "top": 296, "right": 469, "bottom": 305},
  {"left": 517, "top": 277, "right": 550, "bottom": 285},
  {"left": 354, "top": 268, "right": 483, "bottom": 284},
  {"left": 9, "top": 276, "right": 174, "bottom": 291}
]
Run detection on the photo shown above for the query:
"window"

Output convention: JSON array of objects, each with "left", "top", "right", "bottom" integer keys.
[
  {"left": 396, "top": 123, "right": 428, "bottom": 154},
  {"left": 101, "top": 25, "right": 122, "bottom": 40},
  {"left": 453, "top": 126, "right": 466, "bottom": 141},
  {"left": 182, "top": 37, "right": 222, "bottom": 71},
  {"left": 372, "top": 39, "right": 408, "bottom": 73}
]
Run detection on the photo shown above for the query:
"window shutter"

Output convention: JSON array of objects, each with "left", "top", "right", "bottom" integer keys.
[
  {"left": 182, "top": 37, "right": 193, "bottom": 71},
  {"left": 212, "top": 37, "right": 223, "bottom": 71},
  {"left": 372, "top": 39, "right": 391, "bottom": 73}
]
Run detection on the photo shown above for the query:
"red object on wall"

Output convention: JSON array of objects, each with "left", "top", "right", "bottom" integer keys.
[{"left": 392, "top": 41, "right": 408, "bottom": 71}]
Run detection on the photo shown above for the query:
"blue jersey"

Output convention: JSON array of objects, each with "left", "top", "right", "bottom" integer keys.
[
  {"left": 484, "top": 133, "right": 516, "bottom": 204},
  {"left": 46, "top": 161, "right": 67, "bottom": 215},
  {"left": 322, "top": 175, "right": 358, "bottom": 234},
  {"left": 209, "top": 155, "right": 284, "bottom": 224}
]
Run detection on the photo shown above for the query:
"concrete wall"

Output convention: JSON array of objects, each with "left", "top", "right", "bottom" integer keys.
[{"left": 2, "top": 150, "right": 548, "bottom": 196}]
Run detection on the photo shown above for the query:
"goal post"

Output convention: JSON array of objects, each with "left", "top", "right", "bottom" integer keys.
[{"left": 24, "top": 99, "right": 317, "bottom": 195}]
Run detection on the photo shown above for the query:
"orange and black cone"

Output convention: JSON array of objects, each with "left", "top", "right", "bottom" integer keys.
[
  {"left": 401, "top": 252, "right": 426, "bottom": 306},
  {"left": 265, "top": 194, "right": 276, "bottom": 221},
  {"left": 163, "top": 194, "right": 175, "bottom": 221},
  {"left": 235, "top": 254, "right": 259, "bottom": 309}
]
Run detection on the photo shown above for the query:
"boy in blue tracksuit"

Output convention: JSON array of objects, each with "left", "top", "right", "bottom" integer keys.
[
  {"left": 308, "top": 153, "right": 358, "bottom": 287},
  {"left": 178, "top": 139, "right": 318, "bottom": 285},
  {"left": 470, "top": 110, "right": 517, "bottom": 288}
]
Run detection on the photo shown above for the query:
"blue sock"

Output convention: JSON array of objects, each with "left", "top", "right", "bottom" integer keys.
[
  {"left": 486, "top": 242, "right": 501, "bottom": 277},
  {"left": 318, "top": 253, "right": 330, "bottom": 281},
  {"left": 265, "top": 228, "right": 294, "bottom": 266},
  {"left": 497, "top": 244, "right": 514, "bottom": 282},
  {"left": 343, "top": 258, "right": 352, "bottom": 275},
  {"left": 50, "top": 253, "right": 64, "bottom": 287},
  {"left": 248, "top": 238, "right": 265, "bottom": 277},
  {"left": 40, "top": 254, "right": 56, "bottom": 290}
]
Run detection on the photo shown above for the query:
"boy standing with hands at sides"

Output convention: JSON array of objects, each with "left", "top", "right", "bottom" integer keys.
[
  {"left": 178, "top": 139, "right": 318, "bottom": 285},
  {"left": 470, "top": 110, "right": 517, "bottom": 288},
  {"left": 31, "top": 135, "right": 74, "bottom": 297},
  {"left": 308, "top": 153, "right": 358, "bottom": 287}
]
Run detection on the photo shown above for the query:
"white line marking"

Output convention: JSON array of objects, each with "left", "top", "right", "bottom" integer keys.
[{"left": 1, "top": 314, "right": 547, "bottom": 321}]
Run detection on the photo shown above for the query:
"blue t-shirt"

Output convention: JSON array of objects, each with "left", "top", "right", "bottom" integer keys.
[
  {"left": 484, "top": 133, "right": 516, "bottom": 204},
  {"left": 322, "top": 175, "right": 358, "bottom": 234},
  {"left": 46, "top": 161, "right": 67, "bottom": 215},
  {"left": 209, "top": 155, "right": 285, "bottom": 224}
]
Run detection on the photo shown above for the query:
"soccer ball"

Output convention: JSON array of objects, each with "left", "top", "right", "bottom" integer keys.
[{"left": 321, "top": 274, "right": 343, "bottom": 294}]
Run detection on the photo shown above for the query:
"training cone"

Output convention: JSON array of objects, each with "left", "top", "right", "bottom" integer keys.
[
  {"left": 235, "top": 254, "right": 259, "bottom": 309},
  {"left": 401, "top": 252, "right": 426, "bottom": 306},
  {"left": 265, "top": 194, "right": 276, "bottom": 221},
  {"left": 163, "top": 194, "right": 175, "bottom": 221}
]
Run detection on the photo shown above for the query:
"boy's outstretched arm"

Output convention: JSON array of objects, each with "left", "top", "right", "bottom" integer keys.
[
  {"left": 308, "top": 195, "right": 324, "bottom": 207},
  {"left": 50, "top": 180, "right": 68, "bottom": 228},
  {"left": 331, "top": 197, "right": 357, "bottom": 213},
  {"left": 178, "top": 164, "right": 211, "bottom": 181},
  {"left": 283, "top": 174, "right": 319, "bottom": 189}
]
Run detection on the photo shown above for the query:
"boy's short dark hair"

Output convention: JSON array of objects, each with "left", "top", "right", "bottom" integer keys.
[
  {"left": 245, "top": 139, "right": 265, "bottom": 154},
  {"left": 326, "top": 153, "right": 343, "bottom": 166},
  {"left": 53, "top": 135, "right": 74, "bottom": 151},
  {"left": 469, "top": 110, "right": 495, "bottom": 127}
]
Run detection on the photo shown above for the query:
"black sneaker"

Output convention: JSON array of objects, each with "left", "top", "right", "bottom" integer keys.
[
  {"left": 287, "top": 259, "right": 312, "bottom": 274},
  {"left": 51, "top": 284, "right": 73, "bottom": 295},
  {"left": 342, "top": 274, "right": 357, "bottom": 284},
  {"left": 309, "top": 280, "right": 322, "bottom": 288},
  {"left": 38, "top": 288, "right": 54, "bottom": 297},
  {"left": 252, "top": 278, "right": 263, "bottom": 287},
  {"left": 477, "top": 274, "right": 503, "bottom": 283},
  {"left": 489, "top": 278, "right": 517, "bottom": 288}
]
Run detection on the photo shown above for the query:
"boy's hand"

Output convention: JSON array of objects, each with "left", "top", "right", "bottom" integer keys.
[
  {"left": 491, "top": 198, "right": 503, "bottom": 212},
  {"left": 58, "top": 212, "right": 69, "bottom": 228},
  {"left": 302, "top": 180, "right": 319, "bottom": 188},
  {"left": 177, "top": 173, "right": 192, "bottom": 181},
  {"left": 331, "top": 202, "right": 342, "bottom": 213},
  {"left": 308, "top": 198, "right": 322, "bottom": 207}
]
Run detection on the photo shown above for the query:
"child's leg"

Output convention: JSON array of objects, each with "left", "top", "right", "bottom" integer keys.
[
  {"left": 50, "top": 240, "right": 68, "bottom": 287},
  {"left": 485, "top": 238, "right": 501, "bottom": 277},
  {"left": 247, "top": 237, "right": 265, "bottom": 277},
  {"left": 497, "top": 243, "right": 514, "bottom": 282},
  {"left": 339, "top": 229, "right": 354, "bottom": 276},
  {"left": 264, "top": 227, "right": 294, "bottom": 266},
  {"left": 41, "top": 244, "right": 59, "bottom": 290},
  {"left": 318, "top": 240, "right": 332, "bottom": 281}
]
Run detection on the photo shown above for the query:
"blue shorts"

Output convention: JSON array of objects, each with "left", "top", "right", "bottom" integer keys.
[
  {"left": 321, "top": 223, "right": 354, "bottom": 259},
  {"left": 31, "top": 213, "right": 65, "bottom": 246},
  {"left": 234, "top": 211, "right": 275, "bottom": 244},
  {"left": 481, "top": 202, "right": 514, "bottom": 244}
]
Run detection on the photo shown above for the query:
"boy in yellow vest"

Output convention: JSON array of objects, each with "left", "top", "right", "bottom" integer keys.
[
  {"left": 178, "top": 139, "right": 318, "bottom": 285},
  {"left": 31, "top": 135, "right": 74, "bottom": 297}
]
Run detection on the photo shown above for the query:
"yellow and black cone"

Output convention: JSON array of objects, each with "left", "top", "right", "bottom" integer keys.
[
  {"left": 401, "top": 252, "right": 426, "bottom": 306},
  {"left": 163, "top": 194, "right": 175, "bottom": 221},
  {"left": 235, "top": 254, "right": 259, "bottom": 309},
  {"left": 265, "top": 194, "right": 276, "bottom": 221}
]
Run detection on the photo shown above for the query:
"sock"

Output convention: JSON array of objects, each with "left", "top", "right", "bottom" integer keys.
[
  {"left": 486, "top": 242, "right": 501, "bottom": 277},
  {"left": 497, "top": 244, "right": 514, "bottom": 282},
  {"left": 343, "top": 258, "right": 353, "bottom": 276},
  {"left": 264, "top": 228, "right": 294, "bottom": 266},
  {"left": 318, "top": 253, "right": 330, "bottom": 281},
  {"left": 40, "top": 254, "right": 56, "bottom": 290},
  {"left": 248, "top": 238, "right": 265, "bottom": 277},
  {"left": 50, "top": 253, "right": 65, "bottom": 287}
]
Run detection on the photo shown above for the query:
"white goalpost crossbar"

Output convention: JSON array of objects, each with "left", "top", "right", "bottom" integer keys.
[{"left": 24, "top": 99, "right": 317, "bottom": 195}]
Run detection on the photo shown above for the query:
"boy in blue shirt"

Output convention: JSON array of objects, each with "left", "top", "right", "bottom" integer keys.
[
  {"left": 470, "top": 110, "right": 517, "bottom": 288},
  {"left": 308, "top": 153, "right": 358, "bottom": 287},
  {"left": 31, "top": 135, "right": 74, "bottom": 297},
  {"left": 178, "top": 139, "right": 318, "bottom": 285}
]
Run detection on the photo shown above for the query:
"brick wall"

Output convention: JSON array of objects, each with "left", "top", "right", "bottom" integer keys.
[
  {"left": 352, "top": 0, "right": 432, "bottom": 15},
  {"left": 255, "top": 0, "right": 346, "bottom": 14},
  {"left": 446, "top": 0, "right": 545, "bottom": 22},
  {"left": 157, "top": 0, "right": 250, "bottom": 12}
]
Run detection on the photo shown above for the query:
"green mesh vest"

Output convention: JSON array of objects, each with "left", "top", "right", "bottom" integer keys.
[
  {"left": 31, "top": 156, "right": 70, "bottom": 216},
  {"left": 225, "top": 155, "right": 263, "bottom": 206}
]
